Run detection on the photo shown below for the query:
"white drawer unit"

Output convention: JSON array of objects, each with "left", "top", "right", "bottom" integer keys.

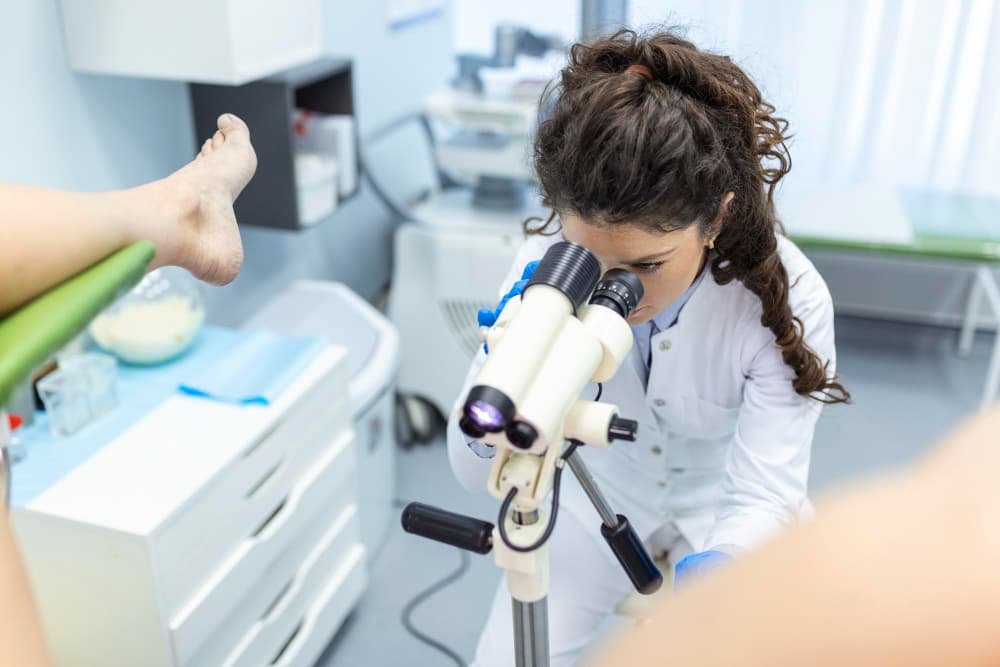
[{"left": 11, "top": 345, "right": 366, "bottom": 667}]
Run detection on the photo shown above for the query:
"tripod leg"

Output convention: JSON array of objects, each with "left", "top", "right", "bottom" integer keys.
[{"left": 512, "top": 597, "right": 549, "bottom": 667}]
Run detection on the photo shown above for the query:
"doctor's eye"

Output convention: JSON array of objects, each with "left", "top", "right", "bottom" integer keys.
[{"left": 631, "top": 261, "right": 665, "bottom": 274}]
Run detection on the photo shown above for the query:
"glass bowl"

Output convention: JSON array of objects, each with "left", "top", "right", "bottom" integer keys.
[{"left": 89, "top": 267, "right": 205, "bottom": 365}]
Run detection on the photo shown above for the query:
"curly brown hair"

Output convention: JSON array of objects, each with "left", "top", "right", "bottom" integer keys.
[{"left": 529, "top": 27, "right": 849, "bottom": 404}]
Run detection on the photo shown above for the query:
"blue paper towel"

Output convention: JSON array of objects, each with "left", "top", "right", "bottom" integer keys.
[
  {"left": 178, "top": 330, "right": 327, "bottom": 405},
  {"left": 12, "top": 326, "right": 327, "bottom": 507}
]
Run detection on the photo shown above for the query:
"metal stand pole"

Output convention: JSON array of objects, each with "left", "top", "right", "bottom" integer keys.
[
  {"left": 512, "top": 597, "right": 549, "bottom": 667},
  {"left": 564, "top": 448, "right": 618, "bottom": 528}
]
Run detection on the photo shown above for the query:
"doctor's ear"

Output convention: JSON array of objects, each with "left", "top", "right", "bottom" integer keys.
[{"left": 706, "top": 192, "right": 734, "bottom": 249}]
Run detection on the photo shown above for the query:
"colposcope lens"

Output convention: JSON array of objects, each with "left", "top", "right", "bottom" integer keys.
[
  {"left": 468, "top": 400, "right": 504, "bottom": 430},
  {"left": 463, "top": 385, "right": 516, "bottom": 434}
]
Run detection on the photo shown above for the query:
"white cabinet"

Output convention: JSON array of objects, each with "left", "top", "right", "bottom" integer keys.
[
  {"left": 58, "top": 0, "right": 324, "bottom": 85},
  {"left": 12, "top": 345, "right": 365, "bottom": 667}
]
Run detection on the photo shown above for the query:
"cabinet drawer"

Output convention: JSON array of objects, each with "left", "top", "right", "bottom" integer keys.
[
  {"left": 266, "top": 547, "right": 366, "bottom": 667},
  {"left": 169, "top": 429, "right": 357, "bottom": 665},
  {"left": 220, "top": 521, "right": 365, "bottom": 666},
  {"left": 155, "top": 377, "right": 350, "bottom": 617}
]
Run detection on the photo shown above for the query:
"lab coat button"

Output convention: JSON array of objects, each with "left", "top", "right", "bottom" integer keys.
[
  {"left": 653, "top": 398, "right": 666, "bottom": 407},
  {"left": 657, "top": 480, "right": 668, "bottom": 488},
  {"left": 659, "top": 339, "right": 672, "bottom": 351},
  {"left": 650, "top": 445, "right": 662, "bottom": 455}
]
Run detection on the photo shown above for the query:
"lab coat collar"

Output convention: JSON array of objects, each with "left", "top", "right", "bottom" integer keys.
[{"left": 650, "top": 253, "right": 713, "bottom": 332}]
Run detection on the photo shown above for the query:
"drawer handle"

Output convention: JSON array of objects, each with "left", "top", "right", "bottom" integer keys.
[
  {"left": 251, "top": 497, "right": 289, "bottom": 538},
  {"left": 242, "top": 417, "right": 285, "bottom": 459},
  {"left": 269, "top": 620, "right": 303, "bottom": 665},
  {"left": 246, "top": 461, "right": 284, "bottom": 499},
  {"left": 262, "top": 578, "right": 294, "bottom": 621}
]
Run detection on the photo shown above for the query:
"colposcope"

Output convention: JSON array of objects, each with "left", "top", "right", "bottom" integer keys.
[{"left": 403, "top": 242, "right": 663, "bottom": 667}]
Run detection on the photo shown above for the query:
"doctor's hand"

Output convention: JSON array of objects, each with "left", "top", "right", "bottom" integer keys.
[
  {"left": 674, "top": 549, "right": 734, "bottom": 590},
  {"left": 477, "top": 261, "right": 540, "bottom": 354},
  {"left": 478, "top": 261, "right": 540, "bottom": 329}
]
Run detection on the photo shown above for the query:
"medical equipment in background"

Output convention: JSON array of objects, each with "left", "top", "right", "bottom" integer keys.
[
  {"left": 388, "top": 191, "right": 545, "bottom": 441},
  {"left": 244, "top": 281, "right": 400, "bottom": 562},
  {"left": 427, "top": 24, "right": 561, "bottom": 211},
  {"left": 403, "top": 242, "right": 662, "bottom": 667},
  {"left": 382, "top": 4, "right": 630, "bottom": 442},
  {"left": 383, "top": 29, "right": 555, "bottom": 436}
]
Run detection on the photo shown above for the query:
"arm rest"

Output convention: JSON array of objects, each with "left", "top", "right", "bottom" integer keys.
[{"left": 0, "top": 242, "right": 155, "bottom": 407}]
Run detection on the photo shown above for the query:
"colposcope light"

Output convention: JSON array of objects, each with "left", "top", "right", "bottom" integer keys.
[{"left": 468, "top": 400, "right": 505, "bottom": 430}]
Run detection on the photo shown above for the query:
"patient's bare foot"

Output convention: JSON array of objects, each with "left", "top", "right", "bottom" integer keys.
[{"left": 159, "top": 113, "right": 257, "bottom": 285}]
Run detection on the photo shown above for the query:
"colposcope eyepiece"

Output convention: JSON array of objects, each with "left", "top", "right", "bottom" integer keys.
[
  {"left": 505, "top": 421, "right": 539, "bottom": 450},
  {"left": 462, "top": 385, "right": 516, "bottom": 434},
  {"left": 589, "top": 268, "right": 645, "bottom": 319},
  {"left": 525, "top": 242, "right": 602, "bottom": 313}
]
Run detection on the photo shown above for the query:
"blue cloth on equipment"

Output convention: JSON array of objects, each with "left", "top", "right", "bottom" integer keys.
[
  {"left": 673, "top": 549, "right": 733, "bottom": 590},
  {"left": 178, "top": 330, "right": 327, "bottom": 405}
]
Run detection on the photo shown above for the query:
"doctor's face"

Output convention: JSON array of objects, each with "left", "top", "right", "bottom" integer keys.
[{"left": 560, "top": 211, "right": 712, "bottom": 326}]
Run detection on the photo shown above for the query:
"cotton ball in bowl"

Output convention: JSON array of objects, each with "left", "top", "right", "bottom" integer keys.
[{"left": 90, "top": 267, "right": 205, "bottom": 365}]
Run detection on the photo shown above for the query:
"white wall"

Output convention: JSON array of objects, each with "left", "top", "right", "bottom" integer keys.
[{"left": 0, "top": 1, "right": 453, "bottom": 326}]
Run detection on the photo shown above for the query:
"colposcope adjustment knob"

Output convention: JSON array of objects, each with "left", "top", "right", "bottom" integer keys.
[
  {"left": 459, "top": 415, "right": 486, "bottom": 439},
  {"left": 608, "top": 416, "right": 639, "bottom": 442},
  {"left": 506, "top": 421, "right": 539, "bottom": 450}
]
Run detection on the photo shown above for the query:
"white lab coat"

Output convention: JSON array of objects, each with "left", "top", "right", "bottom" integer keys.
[{"left": 447, "top": 230, "right": 835, "bottom": 554}]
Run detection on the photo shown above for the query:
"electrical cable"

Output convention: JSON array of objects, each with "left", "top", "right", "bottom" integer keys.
[
  {"left": 496, "top": 441, "right": 581, "bottom": 553},
  {"left": 394, "top": 498, "right": 469, "bottom": 666},
  {"left": 400, "top": 548, "right": 470, "bottom": 667}
]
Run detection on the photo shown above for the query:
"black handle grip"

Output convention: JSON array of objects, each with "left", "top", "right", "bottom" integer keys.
[
  {"left": 401, "top": 502, "right": 494, "bottom": 554},
  {"left": 600, "top": 514, "right": 663, "bottom": 595}
]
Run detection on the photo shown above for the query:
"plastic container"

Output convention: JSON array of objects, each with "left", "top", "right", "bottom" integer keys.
[
  {"left": 293, "top": 111, "right": 358, "bottom": 198},
  {"left": 294, "top": 152, "right": 339, "bottom": 226},
  {"left": 90, "top": 267, "right": 205, "bottom": 365},
  {"left": 7, "top": 414, "right": 25, "bottom": 463},
  {"left": 37, "top": 353, "right": 119, "bottom": 437}
]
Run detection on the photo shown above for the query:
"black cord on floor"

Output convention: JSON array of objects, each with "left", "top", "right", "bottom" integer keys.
[
  {"left": 400, "top": 547, "right": 470, "bottom": 667},
  {"left": 395, "top": 498, "right": 470, "bottom": 667}
]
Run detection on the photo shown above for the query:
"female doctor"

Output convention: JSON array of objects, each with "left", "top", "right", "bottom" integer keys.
[{"left": 447, "top": 29, "right": 849, "bottom": 667}]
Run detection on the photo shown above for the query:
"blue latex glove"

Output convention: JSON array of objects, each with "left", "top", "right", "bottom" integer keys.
[
  {"left": 478, "top": 261, "right": 539, "bottom": 353},
  {"left": 673, "top": 550, "right": 733, "bottom": 590}
]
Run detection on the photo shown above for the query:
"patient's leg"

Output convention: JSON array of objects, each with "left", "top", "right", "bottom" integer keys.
[
  {"left": 589, "top": 407, "right": 1000, "bottom": 667},
  {"left": 0, "top": 113, "right": 257, "bottom": 315}
]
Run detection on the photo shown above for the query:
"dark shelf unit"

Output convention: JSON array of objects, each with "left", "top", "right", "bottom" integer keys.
[{"left": 189, "top": 57, "right": 358, "bottom": 230}]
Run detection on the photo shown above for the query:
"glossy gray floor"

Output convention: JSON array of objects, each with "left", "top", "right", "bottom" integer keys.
[{"left": 316, "top": 316, "right": 993, "bottom": 667}]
